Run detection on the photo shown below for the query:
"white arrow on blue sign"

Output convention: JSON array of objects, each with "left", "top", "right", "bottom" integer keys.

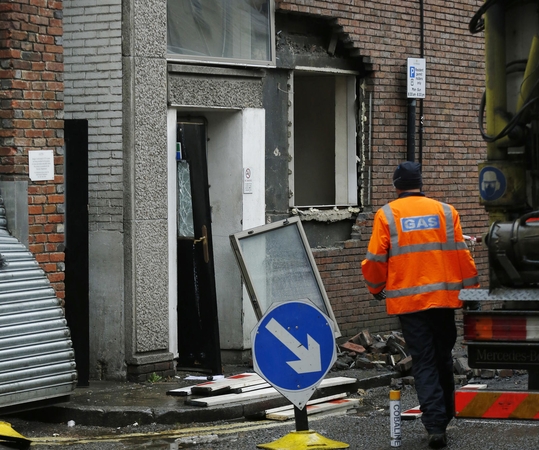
[{"left": 251, "top": 299, "right": 336, "bottom": 409}]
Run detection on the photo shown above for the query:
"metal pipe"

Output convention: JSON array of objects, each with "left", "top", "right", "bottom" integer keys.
[
  {"left": 516, "top": 34, "right": 539, "bottom": 118},
  {"left": 407, "top": 99, "right": 416, "bottom": 161},
  {"left": 419, "top": 0, "right": 424, "bottom": 165},
  {"left": 485, "top": 2, "right": 508, "bottom": 159}
]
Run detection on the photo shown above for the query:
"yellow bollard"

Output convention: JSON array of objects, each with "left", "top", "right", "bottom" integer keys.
[
  {"left": 257, "top": 430, "right": 349, "bottom": 449},
  {"left": 0, "top": 421, "right": 31, "bottom": 449},
  {"left": 390, "top": 390, "right": 402, "bottom": 447}
]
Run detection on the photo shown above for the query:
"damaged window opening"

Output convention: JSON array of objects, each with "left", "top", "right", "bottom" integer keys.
[{"left": 290, "top": 72, "right": 358, "bottom": 209}]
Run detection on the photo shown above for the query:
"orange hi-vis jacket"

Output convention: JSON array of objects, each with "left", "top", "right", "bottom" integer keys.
[{"left": 361, "top": 194, "right": 479, "bottom": 315}]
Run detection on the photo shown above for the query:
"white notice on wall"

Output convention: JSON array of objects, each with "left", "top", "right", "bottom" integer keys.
[
  {"left": 244, "top": 167, "right": 253, "bottom": 194},
  {"left": 29, "top": 150, "right": 55, "bottom": 181}
]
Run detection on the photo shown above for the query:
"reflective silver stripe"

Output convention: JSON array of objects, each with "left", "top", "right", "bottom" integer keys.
[
  {"left": 381, "top": 204, "right": 400, "bottom": 253},
  {"left": 462, "top": 276, "right": 479, "bottom": 287},
  {"left": 365, "top": 280, "right": 386, "bottom": 290},
  {"left": 383, "top": 201, "right": 459, "bottom": 257},
  {"left": 441, "top": 202, "right": 455, "bottom": 243},
  {"left": 387, "top": 240, "right": 469, "bottom": 256},
  {"left": 365, "top": 251, "right": 388, "bottom": 263},
  {"left": 386, "top": 281, "right": 464, "bottom": 298}
]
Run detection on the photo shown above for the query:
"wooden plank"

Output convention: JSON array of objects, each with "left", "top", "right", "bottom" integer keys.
[
  {"left": 166, "top": 386, "right": 193, "bottom": 397},
  {"left": 401, "top": 405, "right": 422, "bottom": 420},
  {"left": 186, "top": 376, "right": 357, "bottom": 407},
  {"left": 267, "top": 398, "right": 361, "bottom": 421},
  {"left": 191, "top": 373, "right": 263, "bottom": 395},
  {"left": 460, "top": 384, "right": 488, "bottom": 390},
  {"left": 233, "top": 382, "right": 271, "bottom": 393},
  {"left": 265, "top": 393, "right": 348, "bottom": 416},
  {"left": 166, "top": 372, "right": 264, "bottom": 397},
  {"left": 186, "top": 386, "right": 280, "bottom": 407}
]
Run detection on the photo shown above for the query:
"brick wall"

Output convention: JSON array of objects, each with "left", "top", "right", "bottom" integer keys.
[
  {"left": 63, "top": 1, "right": 123, "bottom": 231},
  {"left": 278, "top": 0, "right": 491, "bottom": 337},
  {"left": 0, "top": 0, "right": 66, "bottom": 296}
]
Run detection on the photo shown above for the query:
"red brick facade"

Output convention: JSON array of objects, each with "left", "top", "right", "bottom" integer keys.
[
  {"left": 275, "top": 0, "right": 491, "bottom": 337},
  {"left": 0, "top": 1, "right": 65, "bottom": 297}
]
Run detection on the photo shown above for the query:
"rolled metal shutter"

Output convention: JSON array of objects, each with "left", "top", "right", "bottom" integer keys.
[{"left": 0, "top": 199, "right": 77, "bottom": 410}]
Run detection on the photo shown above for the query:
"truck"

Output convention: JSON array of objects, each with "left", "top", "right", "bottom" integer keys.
[{"left": 454, "top": 0, "right": 539, "bottom": 420}]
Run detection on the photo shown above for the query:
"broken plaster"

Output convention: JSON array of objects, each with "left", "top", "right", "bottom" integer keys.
[{"left": 291, "top": 206, "right": 360, "bottom": 222}]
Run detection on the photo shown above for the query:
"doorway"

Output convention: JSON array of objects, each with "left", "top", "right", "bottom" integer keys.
[
  {"left": 176, "top": 117, "right": 222, "bottom": 374},
  {"left": 64, "top": 119, "right": 90, "bottom": 386}
]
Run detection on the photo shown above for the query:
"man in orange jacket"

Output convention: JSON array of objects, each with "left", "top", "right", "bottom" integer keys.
[{"left": 361, "top": 161, "right": 479, "bottom": 449}]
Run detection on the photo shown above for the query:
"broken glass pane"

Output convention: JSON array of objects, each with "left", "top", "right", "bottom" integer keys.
[{"left": 177, "top": 160, "right": 194, "bottom": 238}]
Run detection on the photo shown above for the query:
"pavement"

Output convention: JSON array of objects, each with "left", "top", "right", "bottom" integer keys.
[{"left": 7, "top": 365, "right": 398, "bottom": 428}]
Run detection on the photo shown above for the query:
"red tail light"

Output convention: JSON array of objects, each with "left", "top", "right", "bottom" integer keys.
[{"left": 463, "top": 313, "right": 539, "bottom": 341}]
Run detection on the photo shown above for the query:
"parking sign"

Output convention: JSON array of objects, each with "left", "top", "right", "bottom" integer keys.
[{"left": 407, "top": 58, "right": 426, "bottom": 98}]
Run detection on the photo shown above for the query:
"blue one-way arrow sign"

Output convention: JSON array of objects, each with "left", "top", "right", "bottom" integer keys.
[{"left": 251, "top": 299, "right": 336, "bottom": 409}]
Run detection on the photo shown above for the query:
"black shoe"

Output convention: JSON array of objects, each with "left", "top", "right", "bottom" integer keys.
[{"left": 428, "top": 433, "right": 447, "bottom": 449}]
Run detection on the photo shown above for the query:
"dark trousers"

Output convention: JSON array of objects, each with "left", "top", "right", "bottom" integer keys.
[{"left": 398, "top": 308, "right": 457, "bottom": 434}]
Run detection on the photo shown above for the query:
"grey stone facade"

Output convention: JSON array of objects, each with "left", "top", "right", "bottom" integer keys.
[
  {"left": 61, "top": 0, "right": 388, "bottom": 380},
  {"left": 64, "top": 0, "right": 172, "bottom": 379}
]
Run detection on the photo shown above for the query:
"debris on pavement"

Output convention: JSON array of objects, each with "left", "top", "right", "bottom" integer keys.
[
  {"left": 334, "top": 330, "right": 410, "bottom": 374},
  {"left": 335, "top": 330, "right": 524, "bottom": 388}
]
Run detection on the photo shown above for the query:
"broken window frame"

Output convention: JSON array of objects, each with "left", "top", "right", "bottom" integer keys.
[
  {"left": 229, "top": 216, "right": 341, "bottom": 337},
  {"left": 288, "top": 70, "right": 358, "bottom": 208}
]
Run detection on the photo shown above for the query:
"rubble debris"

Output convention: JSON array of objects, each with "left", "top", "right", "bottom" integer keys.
[
  {"left": 395, "top": 356, "right": 413, "bottom": 373},
  {"left": 334, "top": 330, "right": 410, "bottom": 374},
  {"left": 354, "top": 331, "right": 374, "bottom": 348},
  {"left": 355, "top": 357, "right": 375, "bottom": 369},
  {"left": 370, "top": 342, "right": 388, "bottom": 354},
  {"left": 339, "top": 341, "right": 366, "bottom": 354},
  {"left": 401, "top": 376, "right": 415, "bottom": 386},
  {"left": 479, "top": 369, "right": 496, "bottom": 379},
  {"left": 386, "top": 333, "right": 407, "bottom": 357},
  {"left": 334, "top": 330, "right": 524, "bottom": 387},
  {"left": 498, "top": 369, "right": 514, "bottom": 378},
  {"left": 454, "top": 357, "right": 471, "bottom": 376}
]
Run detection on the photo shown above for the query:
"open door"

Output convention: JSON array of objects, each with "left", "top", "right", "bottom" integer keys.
[
  {"left": 64, "top": 119, "right": 90, "bottom": 386},
  {"left": 176, "top": 117, "right": 222, "bottom": 374}
]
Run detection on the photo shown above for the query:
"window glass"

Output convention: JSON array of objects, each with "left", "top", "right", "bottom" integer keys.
[
  {"left": 229, "top": 216, "right": 341, "bottom": 336},
  {"left": 177, "top": 160, "right": 194, "bottom": 238},
  {"left": 238, "top": 223, "right": 325, "bottom": 314},
  {"left": 167, "top": 0, "right": 272, "bottom": 63}
]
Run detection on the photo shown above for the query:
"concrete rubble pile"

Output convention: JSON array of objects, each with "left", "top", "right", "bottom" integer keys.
[
  {"left": 334, "top": 330, "right": 412, "bottom": 374},
  {"left": 334, "top": 330, "right": 523, "bottom": 386}
]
